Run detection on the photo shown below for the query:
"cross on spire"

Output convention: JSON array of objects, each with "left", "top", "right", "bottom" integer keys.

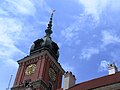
[{"left": 45, "top": 10, "right": 55, "bottom": 37}]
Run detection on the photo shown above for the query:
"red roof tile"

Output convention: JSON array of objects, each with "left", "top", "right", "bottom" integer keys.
[{"left": 69, "top": 72, "right": 120, "bottom": 90}]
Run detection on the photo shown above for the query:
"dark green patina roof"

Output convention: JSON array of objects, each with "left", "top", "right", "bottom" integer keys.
[{"left": 30, "top": 10, "right": 59, "bottom": 59}]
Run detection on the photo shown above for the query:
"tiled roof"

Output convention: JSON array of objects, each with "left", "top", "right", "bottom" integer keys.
[{"left": 69, "top": 72, "right": 120, "bottom": 90}]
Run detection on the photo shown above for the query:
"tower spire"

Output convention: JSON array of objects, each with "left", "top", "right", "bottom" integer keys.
[{"left": 45, "top": 10, "right": 55, "bottom": 37}]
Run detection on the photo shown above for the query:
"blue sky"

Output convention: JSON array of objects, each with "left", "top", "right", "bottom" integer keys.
[{"left": 0, "top": 0, "right": 120, "bottom": 89}]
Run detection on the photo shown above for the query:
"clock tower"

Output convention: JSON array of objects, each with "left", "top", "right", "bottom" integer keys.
[{"left": 11, "top": 11, "right": 65, "bottom": 90}]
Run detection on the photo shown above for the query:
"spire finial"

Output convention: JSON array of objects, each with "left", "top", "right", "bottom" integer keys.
[{"left": 45, "top": 10, "right": 55, "bottom": 37}]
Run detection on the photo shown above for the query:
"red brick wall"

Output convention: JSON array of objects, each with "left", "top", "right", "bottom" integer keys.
[{"left": 13, "top": 53, "right": 63, "bottom": 90}]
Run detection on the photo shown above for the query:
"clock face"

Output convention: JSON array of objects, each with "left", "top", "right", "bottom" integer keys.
[
  {"left": 49, "top": 68, "right": 56, "bottom": 81},
  {"left": 25, "top": 64, "right": 36, "bottom": 75}
]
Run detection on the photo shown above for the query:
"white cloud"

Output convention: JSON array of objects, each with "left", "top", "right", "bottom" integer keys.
[
  {"left": 2, "top": 0, "right": 36, "bottom": 16},
  {"left": 0, "top": 17, "right": 26, "bottom": 67},
  {"left": 0, "top": 0, "right": 51, "bottom": 69},
  {"left": 102, "top": 31, "right": 120, "bottom": 46},
  {"left": 0, "top": 18, "right": 23, "bottom": 45},
  {"left": 75, "top": 0, "right": 120, "bottom": 21},
  {"left": 38, "top": 0, "right": 51, "bottom": 12},
  {"left": 98, "top": 60, "right": 110, "bottom": 72},
  {"left": 62, "top": 63, "right": 74, "bottom": 72},
  {"left": 3, "top": 59, "right": 18, "bottom": 68},
  {"left": 61, "top": 13, "right": 99, "bottom": 47},
  {"left": 0, "top": 8, "right": 8, "bottom": 16},
  {"left": 0, "top": 1, "right": 40, "bottom": 89},
  {"left": 61, "top": 19, "right": 82, "bottom": 45},
  {"left": 76, "top": 0, "right": 108, "bottom": 20},
  {"left": 80, "top": 47, "right": 99, "bottom": 60},
  {"left": 0, "top": 44, "right": 25, "bottom": 58},
  {"left": 108, "top": 0, "right": 120, "bottom": 12}
]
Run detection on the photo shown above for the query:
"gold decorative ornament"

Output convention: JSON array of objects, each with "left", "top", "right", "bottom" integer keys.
[
  {"left": 25, "top": 64, "right": 36, "bottom": 75},
  {"left": 49, "top": 68, "right": 56, "bottom": 81}
]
